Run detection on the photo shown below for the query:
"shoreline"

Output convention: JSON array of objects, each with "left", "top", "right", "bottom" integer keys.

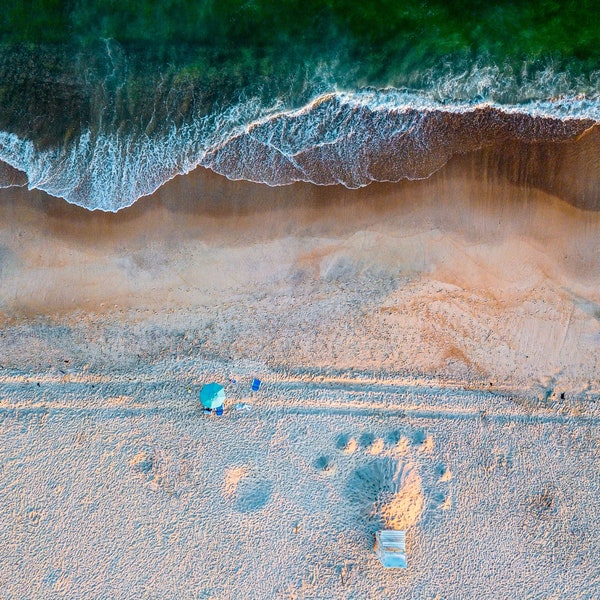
[{"left": 1, "top": 105, "right": 599, "bottom": 212}]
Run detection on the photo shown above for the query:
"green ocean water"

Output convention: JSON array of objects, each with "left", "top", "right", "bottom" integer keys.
[
  {"left": 3, "top": 1, "right": 599, "bottom": 124},
  {"left": 0, "top": 1, "right": 599, "bottom": 210},
  {"left": 3, "top": 1, "right": 600, "bottom": 74}
]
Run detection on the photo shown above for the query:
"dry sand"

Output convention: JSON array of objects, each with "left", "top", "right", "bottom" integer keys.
[{"left": 0, "top": 137, "right": 599, "bottom": 598}]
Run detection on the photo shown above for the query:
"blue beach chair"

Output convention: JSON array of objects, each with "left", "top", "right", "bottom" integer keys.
[
  {"left": 251, "top": 378, "right": 261, "bottom": 392},
  {"left": 215, "top": 405, "right": 224, "bottom": 416}
]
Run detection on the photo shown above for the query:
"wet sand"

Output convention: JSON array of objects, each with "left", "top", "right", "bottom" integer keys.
[{"left": 1, "top": 132, "right": 599, "bottom": 390}]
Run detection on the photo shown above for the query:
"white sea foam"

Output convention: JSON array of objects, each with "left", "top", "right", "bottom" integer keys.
[{"left": 0, "top": 87, "right": 598, "bottom": 211}]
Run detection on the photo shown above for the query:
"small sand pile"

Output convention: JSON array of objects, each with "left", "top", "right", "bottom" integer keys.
[
  {"left": 379, "top": 462, "right": 424, "bottom": 530},
  {"left": 223, "top": 466, "right": 249, "bottom": 499}
]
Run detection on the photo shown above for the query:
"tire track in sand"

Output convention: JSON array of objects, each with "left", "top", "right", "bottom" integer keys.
[{"left": 0, "top": 370, "right": 597, "bottom": 426}]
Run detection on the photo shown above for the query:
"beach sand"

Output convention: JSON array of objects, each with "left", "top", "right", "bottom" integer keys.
[{"left": 0, "top": 133, "right": 599, "bottom": 598}]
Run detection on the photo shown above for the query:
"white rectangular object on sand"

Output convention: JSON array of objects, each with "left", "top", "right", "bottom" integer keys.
[{"left": 374, "top": 530, "right": 407, "bottom": 568}]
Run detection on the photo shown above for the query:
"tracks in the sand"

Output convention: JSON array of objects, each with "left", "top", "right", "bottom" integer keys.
[{"left": 0, "top": 370, "right": 597, "bottom": 426}]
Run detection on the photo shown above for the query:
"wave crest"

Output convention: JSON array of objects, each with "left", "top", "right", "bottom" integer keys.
[{"left": 0, "top": 89, "right": 597, "bottom": 211}]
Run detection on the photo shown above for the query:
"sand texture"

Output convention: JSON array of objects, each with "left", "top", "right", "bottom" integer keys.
[{"left": 0, "top": 138, "right": 599, "bottom": 598}]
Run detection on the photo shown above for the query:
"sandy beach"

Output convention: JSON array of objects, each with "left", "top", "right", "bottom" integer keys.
[{"left": 0, "top": 134, "right": 599, "bottom": 598}]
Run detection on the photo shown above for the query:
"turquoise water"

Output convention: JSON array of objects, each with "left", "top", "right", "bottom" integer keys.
[{"left": 0, "top": 1, "right": 598, "bottom": 210}]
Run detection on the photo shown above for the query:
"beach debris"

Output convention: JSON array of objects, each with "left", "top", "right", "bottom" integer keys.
[
  {"left": 374, "top": 530, "right": 407, "bottom": 568},
  {"left": 251, "top": 378, "right": 262, "bottom": 392},
  {"left": 200, "top": 382, "right": 226, "bottom": 412}
]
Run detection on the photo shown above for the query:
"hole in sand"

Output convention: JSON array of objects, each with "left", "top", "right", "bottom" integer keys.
[
  {"left": 336, "top": 434, "right": 358, "bottom": 454},
  {"left": 386, "top": 430, "right": 402, "bottom": 445},
  {"left": 336, "top": 433, "right": 350, "bottom": 450},
  {"left": 314, "top": 455, "right": 335, "bottom": 474},
  {"left": 346, "top": 458, "right": 424, "bottom": 530},
  {"left": 234, "top": 478, "right": 273, "bottom": 513},
  {"left": 412, "top": 429, "right": 427, "bottom": 445},
  {"left": 130, "top": 452, "right": 155, "bottom": 474},
  {"left": 368, "top": 438, "right": 385, "bottom": 455},
  {"left": 435, "top": 463, "right": 453, "bottom": 482},
  {"left": 527, "top": 485, "right": 558, "bottom": 519},
  {"left": 359, "top": 432, "right": 375, "bottom": 449}
]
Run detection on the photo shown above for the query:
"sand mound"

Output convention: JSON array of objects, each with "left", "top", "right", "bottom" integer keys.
[{"left": 223, "top": 466, "right": 249, "bottom": 498}]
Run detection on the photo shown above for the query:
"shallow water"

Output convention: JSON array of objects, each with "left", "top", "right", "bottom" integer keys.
[{"left": 0, "top": 2, "right": 598, "bottom": 210}]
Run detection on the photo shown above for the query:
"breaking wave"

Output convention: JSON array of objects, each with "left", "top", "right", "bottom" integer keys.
[{"left": 0, "top": 84, "right": 598, "bottom": 212}]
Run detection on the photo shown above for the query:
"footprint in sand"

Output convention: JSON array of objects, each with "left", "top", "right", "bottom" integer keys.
[
  {"left": 526, "top": 484, "right": 558, "bottom": 519},
  {"left": 341, "top": 427, "right": 456, "bottom": 529},
  {"left": 235, "top": 478, "right": 273, "bottom": 513},
  {"left": 480, "top": 449, "right": 513, "bottom": 475}
]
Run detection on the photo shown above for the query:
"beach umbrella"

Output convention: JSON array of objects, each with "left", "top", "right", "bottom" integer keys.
[{"left": 200, "top": 383, "right": 226, "bottom": 409}]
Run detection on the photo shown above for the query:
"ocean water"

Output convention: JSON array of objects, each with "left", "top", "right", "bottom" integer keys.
[{"left": 0, "top": 1, "right": 598, "bottom": 211}]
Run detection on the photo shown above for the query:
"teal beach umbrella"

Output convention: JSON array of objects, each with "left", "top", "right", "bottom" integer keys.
[{"left": 200, "top": 383, "right": 226, "bottom": 409}]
